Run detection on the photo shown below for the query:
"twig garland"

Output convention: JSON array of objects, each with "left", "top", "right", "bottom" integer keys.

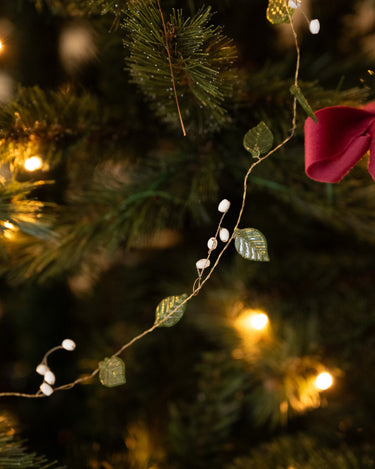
[{"left": 0, "top": 6, "right": 304, "bottom": 399}]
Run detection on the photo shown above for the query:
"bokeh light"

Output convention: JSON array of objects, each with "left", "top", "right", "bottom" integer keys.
[
  {"left": 24, "top": 156, "right": 43, "bottom": 171},
  {"left": 315, "top": 371, "right": 334, "bottom": 391}
]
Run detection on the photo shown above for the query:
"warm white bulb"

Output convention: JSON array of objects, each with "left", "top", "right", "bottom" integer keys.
[
  {"left": 4, "top": 221, "right": 15, "bottom": 230},
  {"left": 315, "top": 371, "right": 333, "bottom": 391},
  {"left": 24, "top": 156, "right": 43, "bottom": 171},
  {"left": 249, "top": 312, "right": 269, "bottom": 330},
  {"left": 0, "top": 41, "right": 2, "bottom": 52},
  {"left": 59, "top": 23, "right": 96, "bottom": 72},
  {"left": 235, "top": 310, "right": 269, "bottom": 333}
]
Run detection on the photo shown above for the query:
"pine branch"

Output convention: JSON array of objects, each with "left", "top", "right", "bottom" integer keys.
[
  {"left": 235, "top": 65, "right": 370, "bottom": 136},
  {"left": 122, "top": 0, "right": 237, "bottom": 134},
  {"left": 247, "top": 148, "right": 375, "bottom": 244},
  {"left": 0, "top": 413, "right": 61, "bottom": 468},
  {"left": 168, "top": 351, "right": 245, "bottom": 467},
  {"left": 227, "top": 434, "right": 374, "bottom": 469},
  {"left": 0, "top": 179, "right": 55, "bottom": 241},
  {"left": 30, "top": 0, "right": 125, "bottom": 16},
  {"left": 0, "top": 86, "right": 103, "bottom": 142},
  {"left": 0, "top": 143, "right": 222, "bottom": 283}
]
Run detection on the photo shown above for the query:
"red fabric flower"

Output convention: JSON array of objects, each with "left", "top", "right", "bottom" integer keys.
[{"left": 304, "top": 102, "right": 375, "bottom": 183}]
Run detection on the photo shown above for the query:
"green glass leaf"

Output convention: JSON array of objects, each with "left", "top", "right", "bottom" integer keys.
[
  {"left": 290, "top": 84, "right": 317, "bottom": 122},
  {"left": 266, "top": 0, "right": 294, "bottom": 24},
  {"left": 234, "top": 228, "right": 270, "bottom": 262},
  {"left": 99, "top": 357, "right": 126, "bottom": 387},
  {"left": 243, "top": 121, "right": 274, "bottom": 158},
  {"left": 155, "top": 293, "right": 188, "bottom": 327}
]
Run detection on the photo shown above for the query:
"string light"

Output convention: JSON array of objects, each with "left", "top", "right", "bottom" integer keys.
[
  {"left": 315, "top": 371, "right": 334, "bottom": 391},
  {"left": 24, "top": 156, "right": 43, "bottom": 171},
  {"left": 235, "top": 309, "right": 269, "bottom": 333},
  {"left": 3, "top": 221, "right": 15, "bottom": 230},
  {"left": 3, "top": 221, "right": 17, "bottom": 240},
  {"left": 59, "top": 23, "right": 96, "bottom": 73}
]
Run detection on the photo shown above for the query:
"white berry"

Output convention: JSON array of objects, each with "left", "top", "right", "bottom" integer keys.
[
  {"left": 40, "top": 382, "right": 54, "bottom": 396},
  {"left": 309, "top": 19, "right": 320, "bottom": 34},
  {"left": 36, "top": 364, "right": 49, "bottom": 376},
  {"left": 219, "top": 228, "right": 230, "bottom": 242},
  {"left": 288, "top": 0, "right": 300, "bottom": 8},
  {"left": 62, "top": 339, "right": 76, "bottom": 351},
  {"left": 207, "top": 237, "right": 218, "bottom": 250},
  {"left": 44, "top": 370, "right": 56, "bottom": 385},
  {"left": 196, "top": 258, "right": 211, "bottom": 270},
  {"left": 218, "top": 199, "right": 231, "bottom": 213}
]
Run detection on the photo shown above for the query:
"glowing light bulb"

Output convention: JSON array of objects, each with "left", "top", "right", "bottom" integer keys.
[
  {"left": 0, "top": 41, "right": 2, "bottom": 52},
  {"left": 24, "top": 156, "right": 43, "bottom": 171},
  {"left": 249, "top": 312, "right": 269, "bottom": 330},
  {"left": 235, "top": 310, "right": 269, "bottom": 333},
  {"left": 315, "top": 371, "right": 333, "bottom": 391},
  {"left": 3, "top": 221, "right": 17, "bottom": 239}
]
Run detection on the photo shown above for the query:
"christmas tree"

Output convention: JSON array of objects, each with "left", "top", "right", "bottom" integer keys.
[{"left": 1, "top": 0, "right": 375, "bottom": 467}]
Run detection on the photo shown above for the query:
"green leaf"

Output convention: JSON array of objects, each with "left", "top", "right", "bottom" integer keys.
[
  {"left": 155, "top": 294, "right": 188, "bottom": 327},
  {"left": 266, "top": 0, "right": 294, "bottom": 24},
  {"left": 290, "top": 84, "right": 317, "bottom": 122},
  {"left": 243, "top": 122, "right": 274, "bottom": 158},
  {"left": 99, "top": 357, "right": 126, "bottom": 387},
  {"left": 234, "top": 228, "right": 270, "bottom": 262}
]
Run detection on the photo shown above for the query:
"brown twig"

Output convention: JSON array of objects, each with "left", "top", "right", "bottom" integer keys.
[{"left": 156, "top": 0, "right": 187, "bottom": 136}]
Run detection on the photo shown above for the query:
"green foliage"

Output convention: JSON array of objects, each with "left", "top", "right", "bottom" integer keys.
[
  {"left": 0, "top": 179, "right": 54, "bottom": 241},
  {"left": 155, "top": 293, "right": 188, "bottom": 327},
  {"left": 99, "top": 356, "right": 126, "bottom": 387},
  {"left": 0, "top": 86, "right": 102, "bottom": 143},
  {"left": 266, "top": 0, "right": 294, "bottom": 24},
  {"left": 247, "top": 147, "right": 375, "bottom": 244},
  {"left": 168, "top": 352, "right": 245, "bottom": 468},
  {"left": 243, "top": 121, "right": 274, "bottom": 158},
  {"left": 0, "top": 413, "right": 60, "bottom": 468},
  {"left": 227, "top": 434, "right": 375, "bottom": 469},
  {"left": 290, "top": 84, "right": 317, "bottom": 122},
  {"left": 234, "top": 228, "right": 270, "bottom": 261},
  {"left": 30, "top": 0, "right": 125, "bottom": 16},
  {"left": 122, "top": 0, "right": 237, "bottom": 133},
  {"left": 0, "top": 140, "right": 222, "bottom": 283},
  {"left": 3, "top": 0, "right": 375, "bottom": 466},
  {"left": 244, "top": 319, "right": 324, "bottom": 428}
]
